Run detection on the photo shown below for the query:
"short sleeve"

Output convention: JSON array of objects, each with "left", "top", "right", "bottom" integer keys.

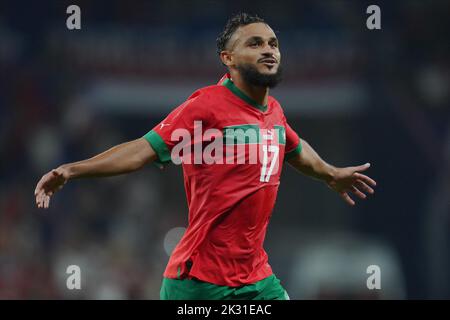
[
  {"left": 284, "top": 122, "right": 302, "bottom": 161},
  {"left": 143, "top": 90, "right": 209, "bottom": 166}
]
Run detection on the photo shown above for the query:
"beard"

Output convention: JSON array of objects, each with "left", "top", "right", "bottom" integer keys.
[{"left": 236, "top": 63, "right": 283, "bottom": 88}]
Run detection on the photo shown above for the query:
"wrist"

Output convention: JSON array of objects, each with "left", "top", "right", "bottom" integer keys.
[
  {"left": 58, "top": 164, "right": 74, "bottom": 180},
  {"left": 323, "top": 165, "right": 337, "bottom": 183}
]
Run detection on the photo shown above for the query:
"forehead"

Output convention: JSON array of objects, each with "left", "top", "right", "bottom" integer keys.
[{"left": 229, "top": 23, "right": 276, "bottom": 46}]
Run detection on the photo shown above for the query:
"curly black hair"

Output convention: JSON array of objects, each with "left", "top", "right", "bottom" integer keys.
[{"left": 216, "top": 12, "right": 266, "bottom": 55}]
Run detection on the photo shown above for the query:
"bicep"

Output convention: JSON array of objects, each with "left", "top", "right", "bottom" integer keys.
[
  {"left": 143, "top": 93, "right": 209, "bottom": 165},
  {"left": 284, "top": 122, "right": 302, "bottom": 161},
  {"left": 287, "top": 139, "right": 318, "bottom": 169},
  {"left": 133, "top": 137, "right": 158, "bottom": 166},
  {"left": 287, "top": 138, "right": 305, "bottom": 166}
]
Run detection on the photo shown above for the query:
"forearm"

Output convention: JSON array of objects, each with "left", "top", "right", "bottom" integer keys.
[
  {"left": 60, "top": 138, "right": 156, "bottom": 179},
  {"left": 287, "top": 139, "right": 336, "bottom": 183}
]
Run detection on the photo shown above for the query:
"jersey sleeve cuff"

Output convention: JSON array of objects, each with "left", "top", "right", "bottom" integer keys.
[
  {"left": 143, "top": 130, "right": 172, "bottom": 166},
  {"left": 284, "top": 140, "right": 302, "bottom": 161}
]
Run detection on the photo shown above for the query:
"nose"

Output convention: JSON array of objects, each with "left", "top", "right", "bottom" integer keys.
[
  {"left": 261, "top": 51, "right": 274, "bottom": 58},
  {"left": 261, "top": 44, "right": 278, "bottom": 58}
]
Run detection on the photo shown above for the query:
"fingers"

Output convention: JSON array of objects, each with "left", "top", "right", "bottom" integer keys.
[
  {"left": 35, "top": 193, "right": 40, "bottom": 207},
  {"left": 35, "top": 173, "right": 51, "bottom": 196},
  {"left": 341, "top": 181, "right": 375, "bottom": 206},
  {"left": 37, "top": 192, "right": 43, "bottom": 208},
  {"left": 36, "top": 190, "right": 52, "bottom": 209},
  {"left": 35, "top": 169, "right": 65, "bottom": 209},
  {"left": 356, "top": 179, "right": 374, "bottom": 195},
  {"left": 44, "top": 194, "right": 50, "bottom": 208},
  {"left": 37, "top": 193, "right": 48, "bottom": 209},
  {"left": 36, "top": 191, "right": 45, "bottom": 208},
  {"left": 335, "top": 163, "right": 376, "bottom": 206},
  {"left": 353, "top": 172, "right": 377, "bottom": 187},
  {"left": 353, "top": 163, "right": 371, "bottom": 172},
  {"left": 339, "top": 191, "right": 355, "bottom": 206},
  {"left": 35, "top": 178, "right": 44, "bottom": 196},
  {"left": 35, "top": 175, "right": 48, "bottom": 207},
  {"left": 36, "top": 191, "right": 44, "bottom": 208},
  {"left": 350, "top": 186, "right": 366, "bottom": 200}
]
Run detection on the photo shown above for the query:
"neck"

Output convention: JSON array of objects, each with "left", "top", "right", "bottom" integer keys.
[{"left": 230, "top": 71, "right": 269, "bottom": 106}]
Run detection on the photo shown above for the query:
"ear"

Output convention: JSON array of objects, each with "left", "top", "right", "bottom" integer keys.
[{"left": 220, "top": 51, "right": 233, "bottom": 67}]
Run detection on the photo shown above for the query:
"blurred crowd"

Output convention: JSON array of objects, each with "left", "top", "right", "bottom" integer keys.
[{"left": 0, "top": 0, "right": 448, "bottom": 299}]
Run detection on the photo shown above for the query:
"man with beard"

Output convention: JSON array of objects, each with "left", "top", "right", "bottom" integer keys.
[{"left": 35, "top": 13, "right": 377, "bottom": 300}]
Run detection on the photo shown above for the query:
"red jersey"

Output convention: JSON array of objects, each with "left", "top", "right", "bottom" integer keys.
[{"left": 143, "top": 74, "right": 302, "bottom": 286}]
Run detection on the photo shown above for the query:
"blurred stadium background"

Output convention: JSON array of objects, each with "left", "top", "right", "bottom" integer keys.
[{"left": 0, "top": 0, "right": 448, "bottom": 299}]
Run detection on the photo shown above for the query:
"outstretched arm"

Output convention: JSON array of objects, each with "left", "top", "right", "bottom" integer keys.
[
  {"left": 287, "top": 139, "right": 377, "bottom": 206},
  {"left": 35, "top": 138, "right": 157, "bottom": 209}
]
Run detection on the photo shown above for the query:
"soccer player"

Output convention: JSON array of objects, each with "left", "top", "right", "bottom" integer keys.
[{"left": 35, "top": 13, "right": 377, "bottom": 300}]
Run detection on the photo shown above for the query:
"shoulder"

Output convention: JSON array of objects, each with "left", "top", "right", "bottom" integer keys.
[
  {"left": 174, "top": 84, "right": 226, "bottom": 119},
  {"left": 187, "top": 84, "right": 228, "bottom": 102},
  {"left": 268, "top": 95, "right": 286, "bottom": 116},
  {"left": 179, "top": 85, "right": 227, "bottom": 115},
  {"left": 268, "top": 95, "right": 282, "bottom": 107}
]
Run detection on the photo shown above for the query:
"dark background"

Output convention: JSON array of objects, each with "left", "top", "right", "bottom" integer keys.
[{"left": 0, "top": 0, "right": 448, "bottom": 299}]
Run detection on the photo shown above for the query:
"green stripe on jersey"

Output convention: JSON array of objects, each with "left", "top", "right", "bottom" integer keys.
[
  {"left": 274, "top": 125, "right": 286, "bottom": 145},
  {"left": 223, "top": 124, "right": 286, "bottom": 145},
  {"left": 223, "top": 124, "right": 260, "bottom": 145},
  {"left": 284, "top": 141, "right": 302, "bottom": 160},
  {"left": 143, "top": 130, "right": 171, "bottom": 164}
]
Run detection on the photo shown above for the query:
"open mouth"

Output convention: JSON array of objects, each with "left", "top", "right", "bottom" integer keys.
[
  {"left": 260, "top": 59, "right": 276, "bottom": 63},
  {"left": 259, "top": 59, "right": 277, "bottom": 68}
]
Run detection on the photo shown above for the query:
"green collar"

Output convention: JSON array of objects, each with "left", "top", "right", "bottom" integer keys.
[{"left": 222, "top": 78, "right": 268, "bottom": 112}]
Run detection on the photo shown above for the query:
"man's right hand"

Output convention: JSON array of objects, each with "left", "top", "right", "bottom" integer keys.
[
  {"left": 34, "top": 137, "right": 157, "bottom": 209},
  {"left": 35, "top": 167, "right": 70, "bottom": 209}
]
